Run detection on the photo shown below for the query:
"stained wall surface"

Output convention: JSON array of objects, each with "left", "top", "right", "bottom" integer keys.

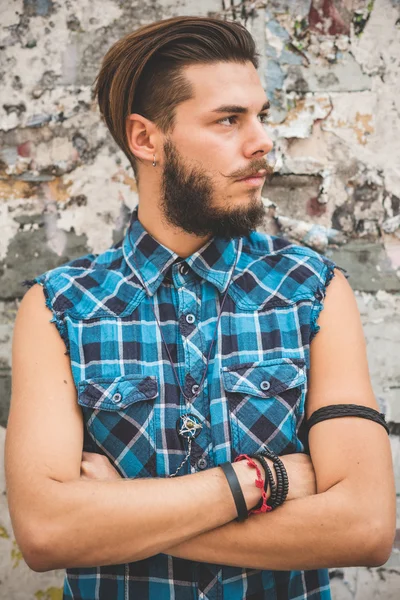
[{"left": 1, "top": 0, "right": 399, "bottom": 598}]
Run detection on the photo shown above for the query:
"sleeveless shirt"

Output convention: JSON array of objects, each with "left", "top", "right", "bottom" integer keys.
[{"left": 25, "top": 205, "right": 347, "bottom": 599}]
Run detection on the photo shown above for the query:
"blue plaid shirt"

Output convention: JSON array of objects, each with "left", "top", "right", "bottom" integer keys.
[{"left": 27, "top": 205, "right": 345, "bottom": 599}]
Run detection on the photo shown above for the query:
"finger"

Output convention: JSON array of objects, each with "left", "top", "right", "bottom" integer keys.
[
  {"left": 83, "top": 451, "right": 109, "bottom": 463},
  {"left": 80, "top": 461, "right": 94, "bottom": 474}
]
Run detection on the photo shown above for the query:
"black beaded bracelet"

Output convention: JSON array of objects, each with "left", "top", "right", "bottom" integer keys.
[
  {"left": 262, "top": 454, "right": 282, "bottom": 508},
  {"left": 267, "top": 452, "right": 288, "bottom": 507},
  {"left": 218, "top": 461, "right": 248, "bottom": 522},
  {"left": 268, "top": 452, "right": 288, "bottom": 506},
  {"left": 257, "top": 448, "right": 289, "bottom": 508}
]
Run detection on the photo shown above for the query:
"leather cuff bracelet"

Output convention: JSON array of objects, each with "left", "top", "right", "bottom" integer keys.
[
  {"left": 305, "top": 404, "right": 390, "bottom": 435},
  {"left": 218, "top": 461, "right": 248, "bottom": 522}
]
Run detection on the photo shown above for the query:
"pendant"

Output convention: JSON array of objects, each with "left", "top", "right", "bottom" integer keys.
[
  {"left": 169, "top": 414, "right": 203, "bottom": 478},
  {"left": 176, "top": 413, "right": 203, "bottom": 440}
]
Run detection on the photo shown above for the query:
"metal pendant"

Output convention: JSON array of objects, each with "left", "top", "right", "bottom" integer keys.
[
  {"left": 169, "top": 414, "right": 203, "bottom": 478},
  {"left": 176, "top": 413, "right": 203, "bottom": 440}
]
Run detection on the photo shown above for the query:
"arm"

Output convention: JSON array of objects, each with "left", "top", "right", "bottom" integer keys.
[
  {"left": 5, "top": 284, "right": 262, "bottom": 572},
  {"left": 162, "top": 269, "right": 396, "bottom": 570}
]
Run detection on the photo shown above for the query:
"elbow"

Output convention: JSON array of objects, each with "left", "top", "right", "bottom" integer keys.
[
  {"left": 365, "top": 544, "right": 393, "bottom": 568},
  {"left": 25, "top": 551, "right": 54, "bottom": 573},
  {"left": 14, "top": 523, "right": 57, "bottom": 573},
  {"left": 362, "top": 520, "right": 395, "bottom": 568}
]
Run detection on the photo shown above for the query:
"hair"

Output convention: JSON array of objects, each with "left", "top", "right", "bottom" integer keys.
[{"left": 92, "top": 16, "right": 259, "bottom": 183}]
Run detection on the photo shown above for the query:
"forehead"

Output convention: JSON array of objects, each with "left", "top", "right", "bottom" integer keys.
[{"left": 179, "top": 61, "right": 266, "bottom": 112}]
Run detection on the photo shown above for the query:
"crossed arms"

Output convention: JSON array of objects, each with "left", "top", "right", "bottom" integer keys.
[{"left": 5, "top": 270, "right": 396, "bottom": 572}]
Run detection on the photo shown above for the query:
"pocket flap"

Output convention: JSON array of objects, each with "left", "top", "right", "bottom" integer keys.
[
  {"left": 77, "top": 375, "right": 158, "bottom": 411},
  {"left": 221, "top": 358, "right": 306, "bottom": 398}
]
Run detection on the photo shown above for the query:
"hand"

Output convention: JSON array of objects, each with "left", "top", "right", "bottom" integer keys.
[{"left": 80, "top": 451, "right": 122, "bottom": 481}]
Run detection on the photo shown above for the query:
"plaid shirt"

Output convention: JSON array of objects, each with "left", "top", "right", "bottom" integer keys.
[{"left": 27, "top": 205, "right": 345, "bottom": 599}]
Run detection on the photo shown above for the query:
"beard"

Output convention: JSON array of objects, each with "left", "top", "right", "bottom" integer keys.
[{"left": 160, "top": 138, "right": 272, "bottom": 239}]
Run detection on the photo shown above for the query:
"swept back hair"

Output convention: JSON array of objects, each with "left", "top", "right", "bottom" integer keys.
[{"left": 92, "top": 16, "right": 259, "bottom": 182}]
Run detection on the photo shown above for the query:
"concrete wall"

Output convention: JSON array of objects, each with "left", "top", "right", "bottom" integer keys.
[{"left": 1, "top": 0, "right": 399, "bottom": 597}]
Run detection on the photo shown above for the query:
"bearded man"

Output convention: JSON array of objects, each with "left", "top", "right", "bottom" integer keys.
[{"left": 6, "top": 15, "right": 395, "bottom": 600}]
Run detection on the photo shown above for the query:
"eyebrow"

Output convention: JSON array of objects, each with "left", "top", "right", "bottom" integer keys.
[{"left": 210, "top": 100, "right": 270, "bottom": 114}]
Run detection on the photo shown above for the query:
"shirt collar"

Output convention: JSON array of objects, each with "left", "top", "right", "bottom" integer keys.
[{"left": 122, "top": 206, "right": 240, "bottom": 296}]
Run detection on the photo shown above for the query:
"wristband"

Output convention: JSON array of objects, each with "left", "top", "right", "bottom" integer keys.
[
  {"left": 233, "top": 454, "right": 272, "bottom": 514},
  {"left": 218, "top": 462, "right": 248, "bottom": 522}
]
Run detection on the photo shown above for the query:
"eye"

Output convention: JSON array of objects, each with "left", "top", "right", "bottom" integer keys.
[
  {"left": 216, "top": 113, "right": 270, "bottom": 126},
  {"left": 258, "top": 112, "right": 269, "bottom": 123},
  {"left": 217, "top": 115, "right": 238, "bottom": 126}
]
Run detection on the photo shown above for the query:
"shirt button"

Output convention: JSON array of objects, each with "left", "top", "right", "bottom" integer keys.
[
  {"left": 197, "top": 458, "right": 208, "bottom": 470},
  {"left": 191, "top": 384, "right": 200, "bottom": 396},
  {"left": 112, "top": 392, "right": 122, "bottom": 402},
  {"left": 186, "top": 313, "right": 195, "bottom": 324},
  {"left": 260, "top": 380, "right": 271, "bottom": 391},
  {"left": 179, "top": 263, "right": 189, "bottom": 275}
]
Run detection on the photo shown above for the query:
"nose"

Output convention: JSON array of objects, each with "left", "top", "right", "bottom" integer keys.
[{"left": 243, "top": 123, "right": 274, "bottom": 160}]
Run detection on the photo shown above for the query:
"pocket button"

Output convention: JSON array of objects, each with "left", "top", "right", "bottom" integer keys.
[
  {"left": 112, "top": 392, "right": 122, "bottom": 403},
  {"left": 260, "top": 380, "right": 271, "bottom": 391},
  {"left": 196, "top": 458, "right": 208, "bottom": 470}
]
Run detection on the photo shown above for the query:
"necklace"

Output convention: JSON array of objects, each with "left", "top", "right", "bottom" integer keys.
[{"left": 129, "top": 237, "right": 240, "bottom": 476}]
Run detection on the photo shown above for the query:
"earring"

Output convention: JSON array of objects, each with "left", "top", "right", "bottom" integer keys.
[{"left": 152, "top": 154, "right": 156, "bottom": 167}]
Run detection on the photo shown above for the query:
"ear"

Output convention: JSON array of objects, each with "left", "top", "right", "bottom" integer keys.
[{"left": 126, "top": 113, "right": 159, "bottom": 164}]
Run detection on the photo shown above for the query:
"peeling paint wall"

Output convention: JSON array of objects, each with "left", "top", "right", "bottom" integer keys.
[{"left": 1, "top": 0, "right": 399, "bottom": 597}]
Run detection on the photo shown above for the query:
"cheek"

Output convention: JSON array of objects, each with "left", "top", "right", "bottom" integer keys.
[{"left": 173, "top": 131, "right": 233, "bottom": 174}]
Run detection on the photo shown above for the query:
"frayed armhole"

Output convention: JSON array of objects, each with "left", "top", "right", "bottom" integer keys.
[
  {"left": 21, "top": 277, "right": 70, "bottom": 356},
  {"left": 310, "top": 264, "right": 349, "bottom": 342}
]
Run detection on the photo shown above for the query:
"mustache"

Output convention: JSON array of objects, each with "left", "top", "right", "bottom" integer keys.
[{"left": 227, "top": 154, "right": 277, "bottom": 181}]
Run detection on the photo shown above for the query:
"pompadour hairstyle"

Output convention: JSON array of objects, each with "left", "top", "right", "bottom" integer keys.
[{"left": 92, "top": 16, "right": 259, "bottom": 182}]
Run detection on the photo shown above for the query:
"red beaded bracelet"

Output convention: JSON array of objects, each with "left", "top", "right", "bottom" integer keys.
[{"left": 234, "top": 453, "right": 273, "bottom": 514}]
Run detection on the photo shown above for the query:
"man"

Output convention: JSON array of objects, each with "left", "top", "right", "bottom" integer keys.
[{"left": 6, "top": 15, "right": 395, "bottom": 600}]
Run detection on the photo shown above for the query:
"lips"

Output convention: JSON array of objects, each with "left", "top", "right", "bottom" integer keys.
[{"left": 238, "top": 170, "right": 267, "bottom": 181}]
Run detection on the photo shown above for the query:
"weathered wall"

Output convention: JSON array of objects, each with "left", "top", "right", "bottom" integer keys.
[{"left": 0, "top": 0, "right": 399, "bottom": 598}]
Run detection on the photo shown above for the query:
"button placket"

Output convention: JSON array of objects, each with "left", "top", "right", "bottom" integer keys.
[{"left": 177, "top": 281, "right": 211, "bottom": 474}]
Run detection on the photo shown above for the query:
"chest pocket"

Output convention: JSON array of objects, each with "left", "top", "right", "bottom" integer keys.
[
  {"left": 221, "top": 358, "right": 306, "bottom": 457},
  {"left": 77, "top": 375, "right": 158, "bottom": 478}
]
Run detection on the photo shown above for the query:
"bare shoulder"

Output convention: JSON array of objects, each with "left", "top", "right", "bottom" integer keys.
[
  {"left": 306, "top": 267, "right": 378, "bottom": 420},
  {"left": 7, "top": 282, "right": 83, "bottom": 487},
  {"left": 316, "top": 267, "right": 361, "bottom": 330}
]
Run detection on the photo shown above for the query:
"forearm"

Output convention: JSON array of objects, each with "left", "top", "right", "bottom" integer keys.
[
  {"left": 163, "top": 480, "right": 379, "bottom": 570},
  {"left": 30, "top": 462, "right": 261, "bottom": 571}
]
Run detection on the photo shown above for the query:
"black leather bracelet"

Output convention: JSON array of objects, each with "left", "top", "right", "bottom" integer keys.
[
  {"left": 218, "top": 462, "right": 248, "bottom": 522},
  {"left": 305, "top": 404, "right": 389, "bottom": 435}
]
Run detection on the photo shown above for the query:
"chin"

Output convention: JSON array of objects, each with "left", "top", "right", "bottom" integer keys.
[{"left": 233, "top": 190, "right": 260, "bottom": 202}]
